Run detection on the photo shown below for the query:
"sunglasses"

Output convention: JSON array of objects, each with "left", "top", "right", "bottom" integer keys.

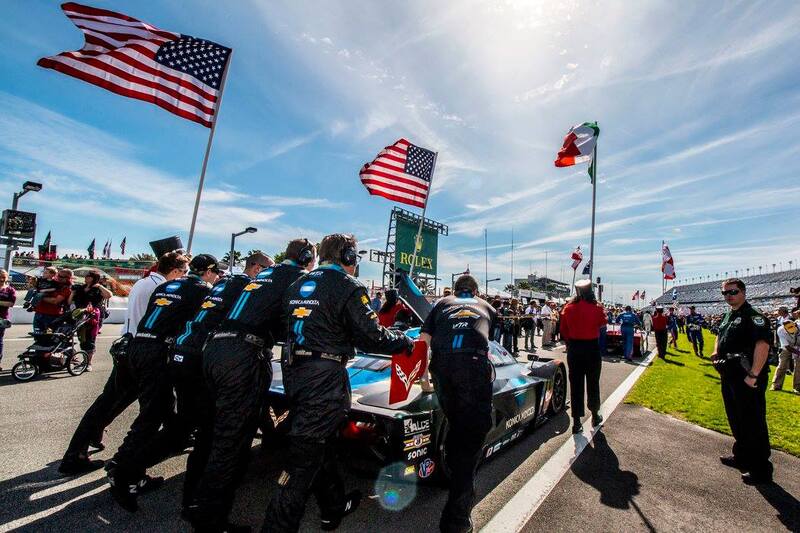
[{"left": 721, "top": 289, "right": 740, "bottom": 296}]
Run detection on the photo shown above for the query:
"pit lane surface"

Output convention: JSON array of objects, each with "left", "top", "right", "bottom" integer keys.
[{"left": 0, "top": 326, "right": 640, "bottom": 532}]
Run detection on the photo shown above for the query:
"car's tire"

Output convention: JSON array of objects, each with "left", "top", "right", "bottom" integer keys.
[
  {"left": 548, "top": 364, "right": 567, "bottom": 414},
  {"left": 12, "top": 361, "right": 38, "bottom": 382},
  {"left": 67, "top": 351, "right": 88, "bottom": 376},
  {"left": 432, "top": 417, "right": 452, "bottom": 486}
]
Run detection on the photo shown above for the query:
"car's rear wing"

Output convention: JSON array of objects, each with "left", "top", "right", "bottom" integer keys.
[{"left": 395, "top": 271, "right": 433, "bottom": 322}]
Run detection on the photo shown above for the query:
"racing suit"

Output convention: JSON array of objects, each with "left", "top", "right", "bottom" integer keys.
[
  {"left": 616, "top": 311, "right": 640, "bottom": 361},
  {"left": 421, "top": 293, "right": 498, "bottom": 533},
  {"left": 171, "top": 273, "right": 252, "bottom": 508},
  {"left": 189, "top": 262, "right": 306, "bottom": 528},
  {"left": 263, "top": 264, "right": 412, "bottom": 533},
  {"left": 686, "top": 312, "right": 705, "bottom": 356},
  {"left": 108, "top": 275, "right": 210, "bottom": 496}
]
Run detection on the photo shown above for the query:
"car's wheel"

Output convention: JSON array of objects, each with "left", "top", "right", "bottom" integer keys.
[
  {"left": 433, "top": 418, "right": 452, "bottom": 485},
  {"left": 548, "top": 364, "right": 567, "bottom": 414},
  {"left": 12, "top": 361, "right": 37, "bottom": 382},
  {"left": 67, "top": 351, "right": 88, "bottom": 376}
]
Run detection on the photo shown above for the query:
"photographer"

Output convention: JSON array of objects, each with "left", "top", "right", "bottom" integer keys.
[
  {"left": 0, "top": 269, "right": 16, "bottom": 371},
  {"left": 68, "top": 270, "right": 112, "bottom": 371}
]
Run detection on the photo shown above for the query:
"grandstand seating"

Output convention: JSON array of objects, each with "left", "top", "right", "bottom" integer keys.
[{"left": 653, "top": 269, "right": 800, "bottom": 315}]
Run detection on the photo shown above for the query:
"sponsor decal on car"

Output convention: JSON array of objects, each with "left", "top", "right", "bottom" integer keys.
[
  {"left": 403, "top": 418, "right": 431, "bottom": 436},
  {"left": 403, "top": 433, "right": 432, "bottom": 451},
  {"left": 407, "top": 447, "right": 428, "bottom": 461},
  {"left": 418, "top": 458, "right": 435, "bottom": 479},
  {"left": 505, "top": 405, "right": 536, "bottom": 429},
  {"left": 394, "top": 359, "right": 422, "bottom": 393},
  {"left": 403, "top": 465, "right": 416, "bottom": 476}
]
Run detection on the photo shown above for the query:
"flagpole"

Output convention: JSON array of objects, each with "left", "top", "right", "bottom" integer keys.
[
  {"left": 571, "top": 267, "right": 577, "bottom": 295},
  {"left": 186, "top": 51, "right": 233, "bottom": 255},
  {"left": 589, "top": 143, "right": 598, "bottom": 281},
  {"left": 661, "top": 240, "right": 665, "bottom": 297},
  {"left": 408, "top": 151, "right": 437, "bottom": 280}
]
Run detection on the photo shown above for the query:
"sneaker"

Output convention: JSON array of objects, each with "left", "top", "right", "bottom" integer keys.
[
  {"left": 86, "top": 365, "right": 93, "bottom": 372},
  {"left": 719, "top": 455, "right": 741, "bottom": 469},
  {"left": 320, "top": 490, "right": 361, "bottom": 531},
  {"left": 591, "top": 413, "right": 604, "bottom": 427},
  {"left": 59, "top": 457, "right": 105, "bottom": 475},
  {"left": 793, "top": 389, "right": 800, "bottom": 395},
  {"left": 741, "top": 471, "right": 772, "bottom": 485},
  {"left": 571, "top": 420, "right": 583, "bottom": 434},
  {"left": 88, "top": 441, "right": 105, "bottom": 452}
]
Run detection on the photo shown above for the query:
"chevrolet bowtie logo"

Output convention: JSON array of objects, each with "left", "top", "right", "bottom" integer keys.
[
  {"left": 452, "top": 309, "right": 479, "bottom": 319},
  {"left": 292, "top": 307, "right": 312, "bottom": 318},
  {"left": 243, "top": 283, "right": 261, "bottom": 291},
  {"left": 201, "top": 301, "right": 216, "bottom": 309},
  {"left": 154, "top": 298, "right": 172, "bottom": 306}
]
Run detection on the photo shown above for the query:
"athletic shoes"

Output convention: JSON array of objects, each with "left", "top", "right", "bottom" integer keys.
[
  {"left": 571, "top": 420, "right": 583, "bottom": 434},
  {"left": 719, "top": 455, "right": 741, "bottom": 469},
  {"left": 741, "top": 471, "right": 772, "bottom": 485},
  {"left": 320, "top": 490, "right": 361, "bottom": 531},
  {"left": 591, "top": 413, "right": 604, "bottom": 427},
  {"left": 58, "top": 457, "right": 104, "bottom": 475}
]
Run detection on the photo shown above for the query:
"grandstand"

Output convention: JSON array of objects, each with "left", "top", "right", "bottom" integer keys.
[{"left": 653, "top": 269, "right": 800, "bottom": 315}]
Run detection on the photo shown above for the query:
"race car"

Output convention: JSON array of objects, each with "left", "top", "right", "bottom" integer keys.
[
  {"left": 267, "top": 328, "right": 567, "bottom": 484},
  {"left": 604, "top": 324, "right": 643, "bottom": 357}
]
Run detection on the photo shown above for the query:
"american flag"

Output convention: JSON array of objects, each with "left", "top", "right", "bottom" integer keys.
[
  {"left": 632, "top": 290, "right": 639, "bottom": 301},
  {"left": 359, "top": 138, "right": 436, "bottom": 209},
  {"left": 38, "top": 3, "right": 232, "bottom": 128},
  {"left": 120, "top": 236, "right": 127, "bottom": 255}
]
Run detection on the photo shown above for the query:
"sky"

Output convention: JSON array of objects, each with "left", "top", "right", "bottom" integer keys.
[{"left": 1, "top": 0, "right": 799, "bottom": 301}]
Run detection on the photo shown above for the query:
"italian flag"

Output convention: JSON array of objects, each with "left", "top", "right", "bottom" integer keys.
[{"left": 554, "top": 122, "right": 599, "bottom": 180}]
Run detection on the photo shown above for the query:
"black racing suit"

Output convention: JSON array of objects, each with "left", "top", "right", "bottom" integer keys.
[
  {"left": 263, "top": 264, "right": 412, "bottom": 533},
  {"left": 421, "top": 293, "right": 498, "bottom": 533},
  {"left": 190, "top": 262, "right": 306, "bottom": 527},
  {"left": 171, "top": 273, "right": 252, "bottom": 507},
  {"left": 108, "top": 274, "right": 210, "bottom": 488}
]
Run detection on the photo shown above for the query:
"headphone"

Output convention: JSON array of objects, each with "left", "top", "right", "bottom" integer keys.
[
  {"left": 341, "top": 241, "right": 358, "bottom": 267},
  {"left": 297, "top": 240, "right": 314, "bottom": 267}
]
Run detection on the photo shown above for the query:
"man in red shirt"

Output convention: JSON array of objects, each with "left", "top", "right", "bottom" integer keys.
[
  {"left": 560, "top": 279, "right": 608, "bottom": 434},
  {"left": 32, "top": 268, "right": 72, "bottom": 332},
  {"left": 651, "top": 307, "right": 668, "bottom": 359}
]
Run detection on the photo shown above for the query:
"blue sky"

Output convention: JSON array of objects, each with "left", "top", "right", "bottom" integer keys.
[{"left": 1, "top": 0, "right": 799, "bottom": 300}]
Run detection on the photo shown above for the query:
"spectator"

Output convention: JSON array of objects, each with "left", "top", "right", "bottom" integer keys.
[
  {"left": 0, "top": 269, "right": 16, "bottom": 370},
  {"left": 541, "top": 300, "right": 555, "bottom": 347},
  {"left": 490, "top": 298, "right": 503, "bottom": 342},
  {"left": 770, "top": 309, "right": 799, "bottom": 394},
  {"left": 522, "top": 300, "right": 537, "bottom": 353},
  {"left": 123, "top": 252, "right": 189, "bottom": 334},
  {"left": 68, "top": 270, "right": 113, "bottom": 371},
  {"left": 23, "top": 266, "right": 58, "bottom": 310},
  {"left": 370, "top": 291, "right": 383, "bottom": 312},
  {"left": 32, "top": 269, "right": 72, "bottom": 333},
  {"left": 652, "top": 307, "right": 668, "bottom": 359},
  {"left": 642, "top": 311, "right": 653, "bottom": 352},
  {"left": 378, "top": 289, "right": 407, "bottom": 328},
  {"left": 560, "top": 279, "right": 608, "bottom": 434}
]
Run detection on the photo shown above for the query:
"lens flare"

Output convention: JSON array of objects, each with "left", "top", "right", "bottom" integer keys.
[{"left": 374, "top": 462, "right": 418, "bottom": 511}]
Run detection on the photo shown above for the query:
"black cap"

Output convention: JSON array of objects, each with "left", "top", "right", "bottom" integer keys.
[{"left": 190, "top": 254, "right": 223, "bottom": 274}]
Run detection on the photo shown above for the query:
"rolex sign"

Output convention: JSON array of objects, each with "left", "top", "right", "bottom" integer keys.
[{"left": 395, "top": 218, "right": 438, "bottom": 276}]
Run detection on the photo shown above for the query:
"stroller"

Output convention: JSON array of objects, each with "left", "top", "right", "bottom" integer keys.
[{"left": 11, "top": 309, "right": 92, "bottom": 382}]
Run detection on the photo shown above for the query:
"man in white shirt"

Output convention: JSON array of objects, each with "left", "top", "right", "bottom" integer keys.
[
  {"left": 771, "top": 309, "right": 800, "bottom": 393},
  {"left": 541, "top": 301, "right": 554, "bottom": 346}
]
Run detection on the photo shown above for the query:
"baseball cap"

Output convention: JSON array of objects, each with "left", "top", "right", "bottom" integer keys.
[{"left": 190, "top": 254, "right": 224, "bottom": 274}]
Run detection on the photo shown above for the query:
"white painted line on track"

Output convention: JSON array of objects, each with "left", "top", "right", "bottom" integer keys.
[
  {"left": 481, "top": 349, "right": 657, "bottom": 533},
  {"left": 4, "top": 334, "right": 120, "bottom": 342}
]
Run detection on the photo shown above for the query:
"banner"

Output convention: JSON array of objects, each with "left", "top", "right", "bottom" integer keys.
[{"left": 395, "top": 218, "right": 438, "bottom": 276}]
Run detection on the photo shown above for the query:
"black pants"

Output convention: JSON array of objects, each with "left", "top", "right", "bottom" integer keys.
[
  {"left": 110, "top": 340, "right": 174, "bottom": 484},
  {"left": 191, "top": 337, "right": 269, "bottom": 525},
  {"left": 63, "top": 363, "right": 138, "bottom": 463},
  {"left": 566, "top": 340, "right": 602, "bottom": 419},
  {"left": 654, "top": 330, "right": 668, "bottom": 358},
  {"left": 720, "top": 373, "right": 772, "bottom": 476},
  {"left": 430, "top": 354, "right": 492, "bottom": 533},
  {"left": 263, "top": 358, "right": 350, "bottom": 533}
]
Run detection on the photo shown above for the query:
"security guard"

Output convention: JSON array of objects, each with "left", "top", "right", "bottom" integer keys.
[
  {"left": 172, "top": 252, "right": 274, "bottom": 510},
  {"left": 686, "top": 306, "right": 706, "bottom": 357},
  {"left": 263, "top": 234, "right": 412, "bottom": 533},
  {"left": 108, "top": 254, "right": 221, "bottom": 512},
  {"left": 712, "top": 278, "right": 773, "bottom": 485},
  {"left": 419, "top": 274, "right": 497, "bottom": 533},
  {"left": 616, "top": 305, "right": 641, "bottom": 362},
  {"left": 186, "top": 240, "right": 315, "bottom": 532}
]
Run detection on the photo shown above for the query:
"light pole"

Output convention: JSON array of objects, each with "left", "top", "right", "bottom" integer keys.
[
  {"left": 229, "top": 226, "right": 257, "bottom": 271},
  {"left": 3, "top": 181, "right": 43, "bottom": 272},
  {"left": 485, "top": 277, "right": 500, "bottom": 296}
]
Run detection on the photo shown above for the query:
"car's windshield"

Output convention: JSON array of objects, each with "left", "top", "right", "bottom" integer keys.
[{"left": 488, "top": 342, "right": 516, "bottom": 366}]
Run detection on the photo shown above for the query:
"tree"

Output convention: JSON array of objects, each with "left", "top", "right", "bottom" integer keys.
[
  {"left": 273, "top": 251, "right": 286, "bottom": 264},
  {"left": 247, "top": 249, "right": 264, "bottom": 257},
  {"left": 221, "top": 250, "right": 242, "bottom": 266},
  {"left": 131, "top": 253, "right": 156, "bottom": 262},
  {"left": 504, "top": 283, "right": 516, "bottom": 293},
  {"left": 517, "top": 280, "right": 532, "bottom": 290}
]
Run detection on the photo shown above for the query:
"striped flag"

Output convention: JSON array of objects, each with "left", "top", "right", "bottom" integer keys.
[
  {"left": 120, "top": 236, "right": 127, "bottom": 255},
  {"left": 662, "top": 242, "right": 676, "bottom": 280},
  {"left": 570, "top": 246, "right": 583, "bottom": 270},
  {"left": 632, "top": 290, "right": 639, "bottom": 301},
  {"left": 359, "top": 139, "right": 435, "bottom": 209},
  {"left": 37, "top": 2, "right": 232, "bottom": 128},
  {"left": 641, "top": 290, "right": 646, "bottom": 300},
  {"left": 555, "top": 122, "right": 599, "bottom": 181}
]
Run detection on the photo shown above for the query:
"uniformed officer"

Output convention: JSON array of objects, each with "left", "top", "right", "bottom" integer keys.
[
  {"left": 172, "top": 252, "right": 274, "bottom": 511},
  {"left": 108, "top": 254, "right": 221, "bottom": 511},
  {"left": 186, "top": 240, "right": 315, "bottom": 532},
  {"left": 712, "top": 278, "right": 773, "bottom": 485},
  {"left": 616, "top": 305, "right": 641, "bottom": 362},
  {"left": 418, "top": 274, "right": 498, "bottom": 533},
  {"left": 685, "top": 306, "right": 706, "bottom": 357},
  {"left": 263, "top": 234, "right": 412, "bottom": 533}
]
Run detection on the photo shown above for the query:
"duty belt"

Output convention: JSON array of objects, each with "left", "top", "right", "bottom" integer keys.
[
  {"left": 213, "top": 330, "right": 265, "bottom": 347},
  {"left": 293, "top": 348, "right": 349, "bottom": 364}
]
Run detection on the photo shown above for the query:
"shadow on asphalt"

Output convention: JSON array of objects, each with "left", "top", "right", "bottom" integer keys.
[
  {"left": 0, "top": 369, "right": 81, "bottom": 388},
  {"left": 756, "top": 482, "right": 800, "bottom": 531}
]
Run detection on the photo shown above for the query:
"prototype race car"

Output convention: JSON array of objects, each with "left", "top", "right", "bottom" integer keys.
[{"left": 268, "top": 328, "right": 566, "bottom": 483}]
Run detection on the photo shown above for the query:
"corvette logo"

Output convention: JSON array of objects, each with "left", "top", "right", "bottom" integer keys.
[
  {"left": 292, "top": 307, "right": 312, "bottom": 318},
  {"left": 451, "top": 309, "right": 479, "bottom": 319},
  {"left": 243, "top": 283, "right": 261, "bottom": 292},
  {"left": 154, "top": 298, "right": 172, "bottom": 306},
  {"left": 201, "top": 301, "right": 216, "bottom": 309},
  {"left": 394, "top": 359, "right": 422, "bottom": 393}
]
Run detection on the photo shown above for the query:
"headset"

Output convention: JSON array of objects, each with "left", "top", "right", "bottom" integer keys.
[
  {"left": 297, "top": 239, "right": 315, "bottom": 267},
  {"left": 341, "top": 239, "right": 358, "bottom": 267}
]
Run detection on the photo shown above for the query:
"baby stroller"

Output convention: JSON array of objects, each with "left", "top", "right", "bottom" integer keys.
[{"left": 11, "top": 309, "right": 92, "bottom": 382}]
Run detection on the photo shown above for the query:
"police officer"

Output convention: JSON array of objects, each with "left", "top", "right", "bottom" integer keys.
[
  {"left": 418, "top": 274, "right": 497, "bottom": 533},
  {"left": 186, "top": 240, "right": 315, "bottom": 532},
  {"left": 686, "top": 305, "right": 706, "bottom": 357},
  {"left": 263, "top": 234, "right": 412, "bottom": 533},
  {"left": 108, "top": 254, "right": 221, "bottom": 511},
  {"left": 712, "top": 278, "right": 773, "bottom": 485},
  {"left": 616, "top": 305, "right": 641, "bottom": 362},
  {"left": 172, "top": 252, "right": 274, "bottom": 510}
]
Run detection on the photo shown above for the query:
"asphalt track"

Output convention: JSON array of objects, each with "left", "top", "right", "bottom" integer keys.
[{"left": 2, "top": 325, "right": 795, "bottom": 532}]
